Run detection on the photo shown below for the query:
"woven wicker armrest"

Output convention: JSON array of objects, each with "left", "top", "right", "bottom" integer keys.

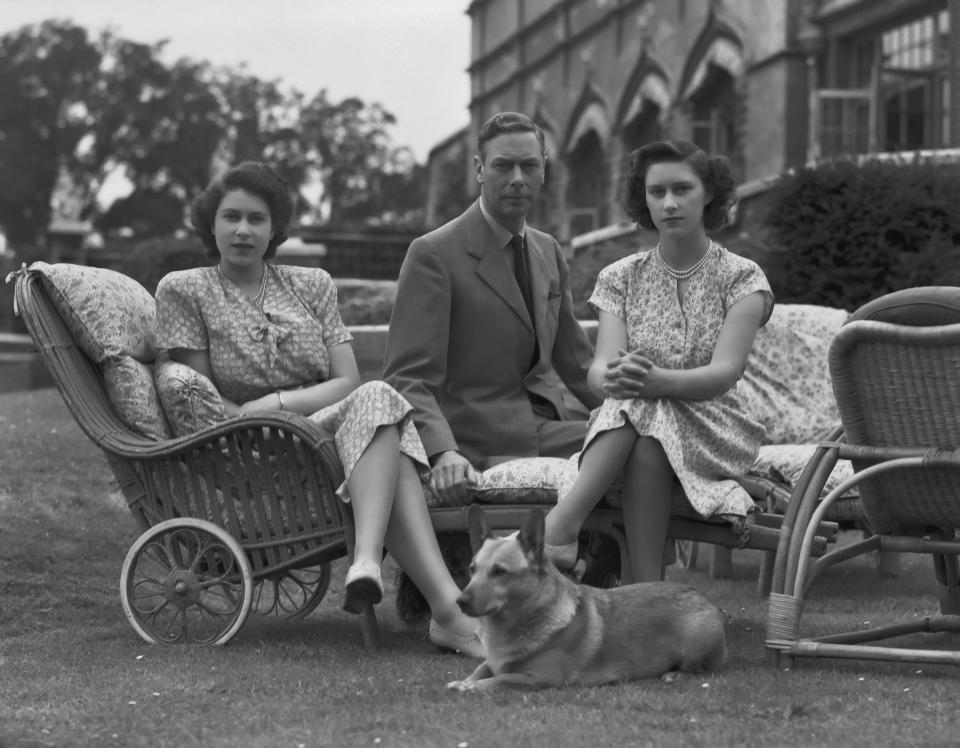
[{"left": 94, "top": 410, "right": 335, "bottom": 461}]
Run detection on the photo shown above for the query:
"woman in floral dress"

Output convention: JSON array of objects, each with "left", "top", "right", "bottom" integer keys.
[
  {"left": 155, "top": 162, "right": 482, "bottom": 657},
  {"left": 543, "top": 140, "right": 774, "bottom": 582}
]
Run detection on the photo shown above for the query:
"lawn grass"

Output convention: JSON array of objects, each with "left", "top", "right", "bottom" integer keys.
[{"left": 2, "top": 389, "right": 960, "bottom": 747}]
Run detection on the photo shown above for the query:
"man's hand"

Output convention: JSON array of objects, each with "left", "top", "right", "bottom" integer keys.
[{"left": 430, "top": 450, "right": 480, "bottom": 506}]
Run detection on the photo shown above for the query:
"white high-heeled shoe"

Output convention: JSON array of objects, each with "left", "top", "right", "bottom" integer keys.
[{"left": 343, "top": 559, "right": 383, "bottom": 614}]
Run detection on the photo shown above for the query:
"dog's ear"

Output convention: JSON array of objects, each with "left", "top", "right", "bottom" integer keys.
[
  {"left": 518, "top": 508, "right": 545, "bottom": 568},
  {"left": 466, "top": 504, "right": 493, "bottom": 554}
]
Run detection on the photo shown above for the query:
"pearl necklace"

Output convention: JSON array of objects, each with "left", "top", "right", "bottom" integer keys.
[
  {"left": 218, "top": 265, "right": 268, "bottom": 307},
  {"left": 655, "top": 241, "right": 715, "bottom": 280}
]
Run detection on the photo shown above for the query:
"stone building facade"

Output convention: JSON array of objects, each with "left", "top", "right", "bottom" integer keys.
[{"left": 426, "top": 0, "right": 960, "bottom": 241}]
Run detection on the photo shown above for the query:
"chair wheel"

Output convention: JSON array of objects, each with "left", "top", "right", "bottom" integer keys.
[
  {"left": 251, "top": 564, "right": 332, "bottom": 619},
  {"left": 120, "top": 518, "right": 253, "bottom": 645}
]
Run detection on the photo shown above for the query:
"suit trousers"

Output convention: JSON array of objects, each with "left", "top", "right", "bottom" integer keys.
[{"left": 484, "top": 415, "right": 588, "bottom": 468}]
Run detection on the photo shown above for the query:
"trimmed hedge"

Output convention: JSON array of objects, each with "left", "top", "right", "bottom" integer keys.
[{"left": 763, "top": 157, "right": 960, "bottom": 309}]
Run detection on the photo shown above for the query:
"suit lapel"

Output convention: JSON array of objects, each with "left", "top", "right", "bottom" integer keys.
[{"left": 465, "top": 201, "right": 533, "bottom": 330}]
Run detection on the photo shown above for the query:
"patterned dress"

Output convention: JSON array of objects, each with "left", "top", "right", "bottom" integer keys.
[
  {"left": 581, "top": 242, "right": 774, "bottom": 519},
  {"left": 155, "top": 264, "right": 428, "bottom": 501}
]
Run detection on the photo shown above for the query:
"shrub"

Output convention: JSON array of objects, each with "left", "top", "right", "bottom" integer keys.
[
  {"left": 763, "top": 157, "right": 960, "bottom": 309},
  {"left": 114, "top": 234, "right": 208, "bottom": 295}
]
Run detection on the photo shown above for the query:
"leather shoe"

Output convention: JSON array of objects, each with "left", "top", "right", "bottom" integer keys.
[
  {"left": 343, "top": 560, "right": 383, "bottom": 614},
  {"left": 429, "top": 618, "right": 485, "bottom": 659}
]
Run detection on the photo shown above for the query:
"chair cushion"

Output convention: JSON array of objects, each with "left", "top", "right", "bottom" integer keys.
[
  {"left": 30, "top": 261, "right": 157, "bottom": 364},
  {"left": 103, "top": 357, "right": 172, "bottom": 440},
  {"left": 440, "top": 456, "right": 711, "bottom": 519},
  {"left": 469, "top": 457, "right": 572, "bottom": 504},
  {"left": 741, "top": 304, "right": 848, "bottom": 444},
  {"left": 154, "top": 357, "right": 228, "bottom": 437},
  {"left": 847, "top": 286, "right": 960, "bottom": 326},
  {"left": 29, "top": 262, "right": 170, "bottom": 440},
  {"left": 750, "top": 443, "right": 857, "bottom": 499}
]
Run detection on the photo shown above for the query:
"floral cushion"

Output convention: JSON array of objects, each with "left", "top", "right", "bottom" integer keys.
[
  {"left": 104, "top": 358, "right": 172, "bottom": 440},
  {"left": 750, "top": 443, "right": 857, "bottom": 499},
  {"left": 30, "top": 262, "right": 169, "bottom": 440},
  {"left": 154, "top": 357, "right": 228, "bottom": 437},
  {"left": 741, "top": 304, "right": 849, "bottom": 445},
  {"left": 30, "top": 261, "right": 157, "bottom": 364},
  {"left": 468, "top": 457, "right": 571, "bottom": 504},
  {"left": 460, "top": 457, "right": 702, "bottom": 519}
]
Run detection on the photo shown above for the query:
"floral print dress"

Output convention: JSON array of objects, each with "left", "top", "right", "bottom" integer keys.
[
  {"left": 155, "top": 264, "right": 428, "bottom": 501},
  {"left": 581, "top": 242, "right": 774, "bottom": 519}
]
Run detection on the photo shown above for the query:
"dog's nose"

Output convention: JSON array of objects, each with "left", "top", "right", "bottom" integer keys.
[{"left": 455, "top": 592, "right": 471, "bottom": 614}]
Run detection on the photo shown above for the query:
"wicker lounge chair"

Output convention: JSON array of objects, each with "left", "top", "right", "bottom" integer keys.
[
  {"left": 766, "top": 287, "right": 960, "bottom": 669},
  {"left": 11, "top": 264, "right": 377, "bottom": 648}
]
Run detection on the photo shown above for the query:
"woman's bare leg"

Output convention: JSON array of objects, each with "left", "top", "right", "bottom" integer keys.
[
  {"left": 544, "top": 425, "right": 636, "bottom": 546},
  {"left": 621, "top": 437, "right": 674, "bottom": 582},
  {"left": 384, "top": 456, "right": 475, "bottom": 635},
  {"left": 345, "top": 426, "right": 400, "bottom": 568}
]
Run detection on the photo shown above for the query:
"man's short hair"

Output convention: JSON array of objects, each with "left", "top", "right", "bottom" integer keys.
[{"left": 476, "top": 112, "right": 546, "bottom": 161}]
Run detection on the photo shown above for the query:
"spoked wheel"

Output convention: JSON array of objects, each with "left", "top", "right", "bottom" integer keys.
[
  {"left": 120, "top": 518, "right": 253, "bottom": 645},
  {"left": 251, "top": 564, "right": 332, "bottom": 619},
  {"left": 675, "top": 539, "right": 700, "bottom": 571}
]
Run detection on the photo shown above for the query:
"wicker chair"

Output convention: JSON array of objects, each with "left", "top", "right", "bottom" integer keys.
[
  {"left": 766, "top": 287, "right": 960, "bottom": 669},
  {"left": 12, "top": 265, "right": 378, "bottom": 648}
]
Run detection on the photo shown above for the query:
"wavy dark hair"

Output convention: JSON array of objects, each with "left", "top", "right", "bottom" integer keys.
[
  {"left": 190, "top": 161, "right": 294, "bottom": 260},
  {"left": 623, "top": 139, "right": 736, "bottom": 232},
  {"left": 476, "top": 111, "right": 546, "bottom": 161}
]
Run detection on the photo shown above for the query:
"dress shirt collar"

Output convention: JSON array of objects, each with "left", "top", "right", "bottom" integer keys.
[{"left": 478, "top": 195, "right": 526, "bottom": 248}]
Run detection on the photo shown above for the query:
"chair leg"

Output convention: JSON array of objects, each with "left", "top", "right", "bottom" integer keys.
[
  {"left": 757, "top": 550, "right": 774, "bottom": 596},
  {"left": 709, "top": 546, "right": 733, "bottom": 578},
  {"left": 876, "top": 551, "right": 902, "bottom": 578},
  {"left": 860, "top": 527, "right": 902, "bottom": 578},
  {"left": 933, "top": 552, "right": 960, "bottom": 614},
  {"left": 358, "top": 602, "right": 380, "bottom": 650}
]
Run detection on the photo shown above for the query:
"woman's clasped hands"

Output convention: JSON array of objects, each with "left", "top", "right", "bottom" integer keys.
[{"left": 602, "top": 348, "right": 665, "bottom": 399}]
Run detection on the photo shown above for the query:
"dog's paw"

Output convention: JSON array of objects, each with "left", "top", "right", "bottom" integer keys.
[{"left": 446, "top": 679, "right": 475, "bottom": 692}]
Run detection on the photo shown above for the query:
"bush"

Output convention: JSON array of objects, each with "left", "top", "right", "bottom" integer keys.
[
  {"left": 763, "top": 157, "right": 960, "bottom": 309},
  {"left": 114, "top": 234, "right": 207, "bottom": 295}
]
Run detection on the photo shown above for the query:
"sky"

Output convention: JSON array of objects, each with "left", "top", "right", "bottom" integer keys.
[{"left": 0, "top": 0, "right": 473, "bottom": 162}]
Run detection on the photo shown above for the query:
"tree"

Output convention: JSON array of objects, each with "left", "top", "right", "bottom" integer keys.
[
  {"left": 299, "top": 93, "right": 400, "bottom": 226},
  {"left": 0, "top": 20, "right": 429, "bottom": 246},
  {"left": 0, "top": 20, "right": 102, "bottom": 245}
]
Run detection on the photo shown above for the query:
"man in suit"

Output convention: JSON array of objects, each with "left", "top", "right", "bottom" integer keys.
[{"left": 383, "top": 111, "right": 601, "bottom": 505}]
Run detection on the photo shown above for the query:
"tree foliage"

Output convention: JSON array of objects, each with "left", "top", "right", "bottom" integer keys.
[{"left": 0, "top": 19, "right": 427, "bottom": 247}]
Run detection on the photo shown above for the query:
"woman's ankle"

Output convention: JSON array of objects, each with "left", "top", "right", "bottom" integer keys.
[
  {"left": 351, "top": 553, "right": 381, "bottom": 570},
  {"left": 544, "top": 522, "right": 579, "bottom": 547},
  {"left": 431, "top": 604, "right": 474, "bottom": 633}
]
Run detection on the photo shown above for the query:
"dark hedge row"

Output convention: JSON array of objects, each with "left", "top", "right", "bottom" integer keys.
[{"left": 763, "top": 157, "right": 960, "bottom": 310}]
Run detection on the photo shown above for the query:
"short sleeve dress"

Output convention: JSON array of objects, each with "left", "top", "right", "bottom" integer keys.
[
  {"left": 584, "top": 241, "right": 774, "bottom": 519},
  {"left": 155, "top": 264, "right": 428, "bottom": 501}
]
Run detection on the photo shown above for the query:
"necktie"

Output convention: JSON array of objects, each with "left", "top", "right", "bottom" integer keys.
[{"left": 510, "top": 233, "right": 535, "bottom": 325}]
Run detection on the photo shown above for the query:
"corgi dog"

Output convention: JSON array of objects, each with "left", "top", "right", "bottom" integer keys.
[{"left": 447, "top": 506, "right": 728, "bottom": 691}]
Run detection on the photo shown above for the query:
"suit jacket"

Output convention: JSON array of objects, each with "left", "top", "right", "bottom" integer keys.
[{"left": 382, "top": 199, "right": 599, "bottom": 466}]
